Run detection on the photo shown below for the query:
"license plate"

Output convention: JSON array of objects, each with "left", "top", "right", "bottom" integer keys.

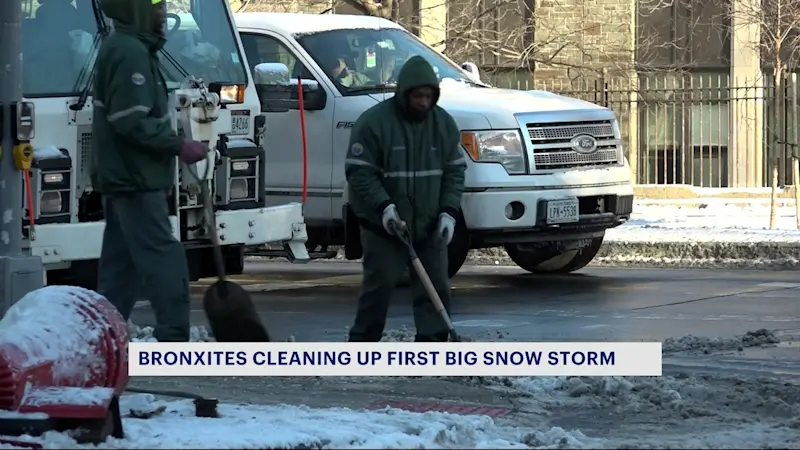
[
  {"left": 546, "top": 198, "right": 579, "bottom": 224},
  {"left": 230, "top": 110, "right": 250, "bottom": 136}
]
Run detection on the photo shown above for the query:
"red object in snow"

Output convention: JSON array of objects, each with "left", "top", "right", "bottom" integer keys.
[
  {"left": 298, "top": 76, "right": 308, "bottom": 205},
  {"left": 0, "top": 286, "right": 129, "bottom": 443}
]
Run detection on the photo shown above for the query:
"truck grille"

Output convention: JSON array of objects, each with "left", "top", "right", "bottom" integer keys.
[
  {"left": 526, "top": 120, "right": 620, "bottom": 170},
  {"left": 77, "top": 126, "right": 93, "bottom": 190}
]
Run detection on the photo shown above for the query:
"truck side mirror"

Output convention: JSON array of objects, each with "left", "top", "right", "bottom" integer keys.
[
  {"left": 294, "top": 79, "right": 327, "bottom": 111},
  {"left": 254, "top": 62, "right": 293, "bottom": 113},
  {"left": 460, "top": 62, "right": 481, "bottom": 82},
  {"left": 254, "top": 62, "right": 327, "bottom": 113}
]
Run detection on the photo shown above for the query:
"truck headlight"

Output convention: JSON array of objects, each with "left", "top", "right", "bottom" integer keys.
[
  {"left": 40, "top": 191, "right": 64, "bottom": 214},
  {"left": 24, "top": 150, "right": 72, "bottom": 227},
  {"left": 228, "top": 157, "right": 257, "bottom": 201},
  {"left": 215, "top": 145, "right": 265, "bottom": 210},
  {"left": 209, "top": 82, "right": 245, "bottom": 105},
  {"left": 229, "top": 178, "right": 250, "bottom": 200},
  {"left": 461, "top": 130, "right": 527, "bottom": 174},
  {"left": 231, "top": 161, "right": 250, "bottom": 172},
  {"left": 43, "top": 173, "right": 63, "bottom": 184}
]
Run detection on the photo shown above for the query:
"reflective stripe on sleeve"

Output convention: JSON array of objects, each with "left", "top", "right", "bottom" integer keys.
[
  {"left": 384, "top": 169, "right": 443, "bottom": 178},
  {"left": 107, "top": 105, "right": 152, "bottom": 122}
]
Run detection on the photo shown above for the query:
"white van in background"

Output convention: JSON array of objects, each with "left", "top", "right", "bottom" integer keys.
[{"left": 236, "top": 12, "right": 634, "bottom": 277}]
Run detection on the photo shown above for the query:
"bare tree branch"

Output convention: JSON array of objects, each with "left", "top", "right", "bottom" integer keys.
[{"left": 721, "top": 0, "right": 800, "bottom": 225}]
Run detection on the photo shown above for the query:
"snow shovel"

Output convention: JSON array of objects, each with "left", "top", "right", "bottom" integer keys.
[
  {"left": 198, "top": 180, "right": 272, "bottom": 342},
  {"left": 177, "top": 101, "right": 270, "bottom": 343},
  {"left": 388, "top": 220, "right": 461, "bottom": 342}
]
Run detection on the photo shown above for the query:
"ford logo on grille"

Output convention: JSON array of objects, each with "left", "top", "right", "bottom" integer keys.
[{"left": 570, "top": 134, "right": 598, "bottom": 154}]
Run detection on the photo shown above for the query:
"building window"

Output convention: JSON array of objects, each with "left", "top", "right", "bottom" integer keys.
[
  {"left": 636, "top": 0, "right": 730, "bottom": 70},
  {"left": 638, "top": 71, "right": 729, "bottom": 187}
]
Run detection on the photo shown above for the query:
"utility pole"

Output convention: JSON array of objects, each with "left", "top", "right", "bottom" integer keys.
[{"left": 0, "top": 1, "right": 44, "bottom": 317}]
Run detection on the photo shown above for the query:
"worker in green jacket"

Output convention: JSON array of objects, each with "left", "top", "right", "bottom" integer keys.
[
  {"left": 345, "top": 56, "right": 467, "bottom": 342},
  {"left": 91, "top": 0, "right": 207, "bottom": 342}
]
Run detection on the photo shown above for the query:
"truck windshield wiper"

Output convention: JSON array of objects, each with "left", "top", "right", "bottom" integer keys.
[
  {"left": 70, "top": 0, "right": 110, "bottom": 111},
  {"left": 158, "top": 48, "right": 191, "bottom": 82},
  {"left": 346, "top": 83, "right": 397, "bottom": 94},
  {"left": 460, "top": 78, "right": 489, "bottom": 88}
]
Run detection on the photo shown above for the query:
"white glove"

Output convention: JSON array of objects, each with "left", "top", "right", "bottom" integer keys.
[
  {"left": 381, "top": 204, "right": 403, "bottom": 235},
  {"left": 437, "top": 213, "right": 456, "bottom": 245}
]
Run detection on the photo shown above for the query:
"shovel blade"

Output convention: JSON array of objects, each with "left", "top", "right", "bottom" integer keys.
[{"left": 203, "top": 280, "right": 271, "bottom": 342}]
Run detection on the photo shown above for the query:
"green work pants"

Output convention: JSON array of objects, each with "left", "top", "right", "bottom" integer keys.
[
  {"left": 97, "top": 191, "right": 190, "bottom": 342},
  {"left": 348, "top": 227, "right": 452, "bottom": 342}
]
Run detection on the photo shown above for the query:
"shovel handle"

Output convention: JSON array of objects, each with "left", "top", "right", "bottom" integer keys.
[
  {"left": 390, "top": 219, "right": 459, "bottom": 341},
  {"left": 410, "top": 258, "right": 454, "bottom": 327}
]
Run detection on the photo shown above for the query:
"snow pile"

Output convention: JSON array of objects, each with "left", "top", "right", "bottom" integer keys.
[
  {"left": 6, "top": 393, "right": 550, "bottom": 449},
  {"left": 379, "top": 326, "right": 415, "bottom": 342},
  {"left": 662, "top": 328, "right": 781, "bottom": 354},
  {"left": 127, "top": 322, "right": 214, "bottom": 342},
  {"left": 33, "top": 146, "right": 66, "bottom": 160},
  {"left": 346, "top": 326, "right": 473, "bottom": 343},
  {"left": 127, "top": 322, "right": 299, "bottom": 343},
  {"left": 471, "top": 374, "right": 800, "bottom": 448}
]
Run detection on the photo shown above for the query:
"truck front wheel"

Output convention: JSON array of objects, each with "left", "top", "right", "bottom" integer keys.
[
  {"left": 504, "top": 237, "right": 604, "bottom": 274},
  {"left": 447, "top": 218, "right": 470, "bottom": 278}
]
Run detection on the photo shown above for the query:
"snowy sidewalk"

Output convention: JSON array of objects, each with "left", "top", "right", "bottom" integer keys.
[
  {"left": 1, "top": 394, "right": 531, "bottom": 449},
  {"left": 466, "top": 200, "right": 800, "bottom": 269},
  {"left": 5, "top": 373, "right": 797, "bottom": 449},
  {"left": 608, "top": 200, "right": 800, "bottom": 243},
  {"left": 2, "top": 327, "right": 798, "bottom": 449}
]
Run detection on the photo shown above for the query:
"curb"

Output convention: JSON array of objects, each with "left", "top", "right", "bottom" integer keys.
[
  {"left": 464, "top": 241, "right": 800, "bottom": 270},
  {"left": 247, "top": 240, "right": 800, "bottom": 270}
]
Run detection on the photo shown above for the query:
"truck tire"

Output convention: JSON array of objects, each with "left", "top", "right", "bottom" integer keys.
[
  {"left": 447, "top": 218, "right": 470, "bottom": 278},
  {"left": 504, "top": 237, "right": 604, "bottom": 274}
]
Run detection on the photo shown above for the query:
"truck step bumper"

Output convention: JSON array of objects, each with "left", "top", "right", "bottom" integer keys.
[{"left": 28, "top": 202, "right": 310, "bottom": 267}]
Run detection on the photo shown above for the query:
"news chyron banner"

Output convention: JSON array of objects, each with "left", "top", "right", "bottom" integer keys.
[{"left": 128, "top": 342, "right": 662, "bottom": 377}]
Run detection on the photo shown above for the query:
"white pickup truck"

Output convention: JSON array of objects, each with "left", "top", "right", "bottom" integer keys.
[{"left": 238, "top": 12, "right": 634, "bottom": 277}]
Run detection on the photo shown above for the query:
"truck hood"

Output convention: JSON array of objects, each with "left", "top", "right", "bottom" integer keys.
[{"left": 367, "top": 79, "right": 612, "bottom": 129}]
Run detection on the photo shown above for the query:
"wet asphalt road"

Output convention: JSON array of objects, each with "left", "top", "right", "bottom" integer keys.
[
  {"left": 127, "top": 261, "right": 800, "bottom": 425},
  {"left": 132, "top": 260, "right": 800, "bottom": 346}
]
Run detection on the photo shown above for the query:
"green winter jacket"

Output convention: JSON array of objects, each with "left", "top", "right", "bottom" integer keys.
[
  {"left": 345, "top": 56, "right": 467, "bottom": 242},
  {"left": 90, "top": 0, "right": 183, "bottom": 194}
]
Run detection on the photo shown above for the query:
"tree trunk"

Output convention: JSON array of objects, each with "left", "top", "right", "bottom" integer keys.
[
  {"left": 770, "top": 70, "right": 783, "bottom": 229},
  {"left": 794, "top": 156, "right": 800, "bottom": 229}
]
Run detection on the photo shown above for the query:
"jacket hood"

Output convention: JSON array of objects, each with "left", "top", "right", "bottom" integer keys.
[
  {"left": 100, "top": 0, "right": 158, "bottom": 36},
  {"left": 394, "top": 56, "right": 440, "bottom": 112}
]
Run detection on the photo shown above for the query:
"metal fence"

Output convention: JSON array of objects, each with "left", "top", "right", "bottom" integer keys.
[{"left": 488, "top": 71, "right": 800, "bottom": 188}]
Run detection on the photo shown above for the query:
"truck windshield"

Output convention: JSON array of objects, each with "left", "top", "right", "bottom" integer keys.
[
  {"left": 21, "top": 0, "right": 247, "bottom": 97},
  {"left": 296, "top": 28, "right": 475, "bottom": 95}
]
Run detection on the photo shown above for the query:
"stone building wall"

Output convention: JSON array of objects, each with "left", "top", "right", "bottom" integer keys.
[{"left": 531, "top": 0, "right": 635, "bottom": 87}]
